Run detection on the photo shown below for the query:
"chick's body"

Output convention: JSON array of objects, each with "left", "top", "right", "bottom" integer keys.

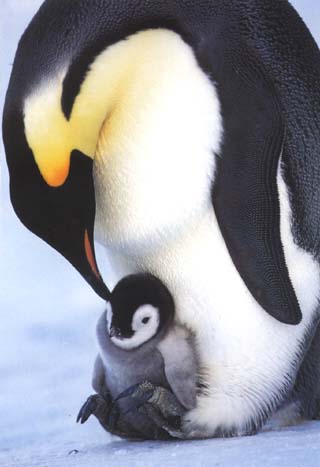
[
  {"left": 96, "top": 310, "right": 171, "bottom": 398},
  {"left": 92, "top": 274, "right": 198, "bottom": 438}
]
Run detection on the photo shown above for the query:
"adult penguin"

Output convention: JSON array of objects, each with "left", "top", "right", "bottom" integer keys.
[{"left": 3, "top": 0, "right": 320, "bottom": 438}]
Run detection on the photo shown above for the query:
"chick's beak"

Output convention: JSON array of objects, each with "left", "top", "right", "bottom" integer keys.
[{"left": 109, "top": 326, "right": 122, "bottom": 338}]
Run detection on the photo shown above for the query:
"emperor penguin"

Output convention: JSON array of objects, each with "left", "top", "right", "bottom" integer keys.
[
  {"left": 3, "top": 0, "right": 320, "bottom": 438},
  {"left": 77, "top": 273, "right": 197, "bottom": 440}
]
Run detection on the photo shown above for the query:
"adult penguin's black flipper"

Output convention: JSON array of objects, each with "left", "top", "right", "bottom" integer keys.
[{"left": 212, "top": 52, "right": 301, "bottom": 325}]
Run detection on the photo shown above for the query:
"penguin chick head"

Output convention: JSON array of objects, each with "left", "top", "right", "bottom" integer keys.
[{"left": 106, "top": 274, "right": 174, "bottom": 350}]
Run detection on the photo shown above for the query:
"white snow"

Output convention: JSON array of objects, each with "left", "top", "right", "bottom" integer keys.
[{"left": 1, "top": 1, "right": 320, "bottom": 466}]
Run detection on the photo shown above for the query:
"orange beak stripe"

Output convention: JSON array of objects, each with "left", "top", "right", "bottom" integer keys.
[{"left": 84, "top": 229, "right": 100, "bottom": 279}]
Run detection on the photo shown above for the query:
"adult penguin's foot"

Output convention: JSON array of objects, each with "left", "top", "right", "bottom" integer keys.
[{"left": 114, "top": 380, "right": 188, "bottom": 439}]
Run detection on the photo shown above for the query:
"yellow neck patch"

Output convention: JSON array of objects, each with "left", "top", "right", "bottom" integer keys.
[
  {"left": 24, "top": 59, "right": 118, "bottom": 187},
  {"left": 23, "top": 29, "right": 195, "bottom": 187}
]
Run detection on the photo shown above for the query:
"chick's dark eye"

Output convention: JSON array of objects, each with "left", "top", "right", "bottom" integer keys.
[{"left": 142, "top": 317, "right": 150, "bottom": 324}]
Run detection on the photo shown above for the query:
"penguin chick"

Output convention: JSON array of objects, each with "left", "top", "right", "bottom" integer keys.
[
  {"left": 81, "top": 273, "right": 198, "bottom": 439},
  {"left": 99, "top": 273, "right": 197, "bottom": 406}
]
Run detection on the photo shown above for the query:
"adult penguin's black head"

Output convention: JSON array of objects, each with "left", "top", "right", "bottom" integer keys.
[
  {"left": 2, "top": 0, "right": 185, "bottom": 300},
  {"left": 2, "top": 0, "right": 182, "bottom": 300}
]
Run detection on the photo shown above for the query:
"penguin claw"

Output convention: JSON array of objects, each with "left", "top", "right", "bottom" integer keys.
[
  {"left": 77, "top": 393, "right": 144, "bottom": 439},
  {"left": 77, "top": 394, "right": 99, "bottom": 424}
]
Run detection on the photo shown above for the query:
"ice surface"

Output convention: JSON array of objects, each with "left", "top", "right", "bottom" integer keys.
[{"left": 1, "top": 1, "right": 320, "bottom": 466}]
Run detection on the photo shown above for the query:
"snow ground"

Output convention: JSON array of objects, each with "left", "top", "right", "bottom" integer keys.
[{"left": 1, "top": 1, "right": 320, "bottom": 466}]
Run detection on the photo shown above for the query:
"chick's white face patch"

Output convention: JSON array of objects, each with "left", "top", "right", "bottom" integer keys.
[
  {"left": 111, "top": 305, "right": 160, "bottom": 350},
  {"left": 132, "top": 304, "right": 160, "bottom": 334}
]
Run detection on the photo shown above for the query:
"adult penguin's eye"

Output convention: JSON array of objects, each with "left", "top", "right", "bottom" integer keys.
[{"left": 142, "top": 317, "right": 150, "bottom": 324}]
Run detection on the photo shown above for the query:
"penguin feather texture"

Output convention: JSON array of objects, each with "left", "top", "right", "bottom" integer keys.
[{"left": 4, "top": 0, "right": 320, "bottom": 439}]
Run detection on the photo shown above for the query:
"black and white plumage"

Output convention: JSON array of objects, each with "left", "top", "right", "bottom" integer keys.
[
  {"left": 3, "top": 0, "right": 320, "bottom": 438},
  {"left": 83, "top": 274, "right": 197, "bottom": 439}
]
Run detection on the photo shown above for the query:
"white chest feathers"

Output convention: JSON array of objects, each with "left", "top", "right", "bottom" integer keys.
[{"left": 93, "top": 28, "right": 222, "bottom": 252}]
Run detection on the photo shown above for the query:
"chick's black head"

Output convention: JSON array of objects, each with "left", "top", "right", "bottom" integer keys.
[{"left": 108, "top": 273, "right": 175, "bottom": 339}]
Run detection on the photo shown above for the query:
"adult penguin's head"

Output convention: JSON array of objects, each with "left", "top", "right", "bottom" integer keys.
[
  {"left": 2, "top": 2, "right": 121, "bottom": 299},
  {"left": 2, "top": 1, "right": 180, "bottom": 299}
]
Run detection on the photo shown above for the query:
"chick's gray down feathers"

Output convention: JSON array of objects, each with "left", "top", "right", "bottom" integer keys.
[{"left": 93, "top": 310, "right": 198, "bottom": 434}]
